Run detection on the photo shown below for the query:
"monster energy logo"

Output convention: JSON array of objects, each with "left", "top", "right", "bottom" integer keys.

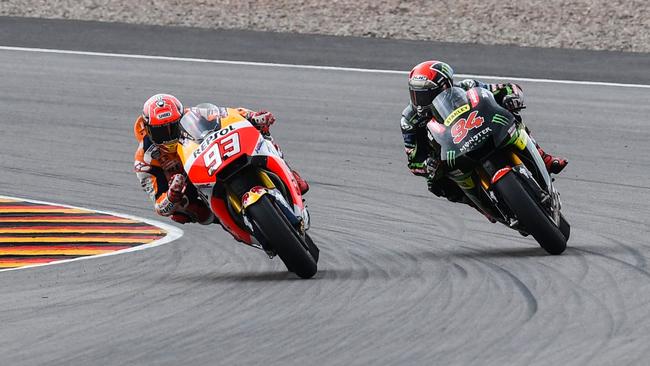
[
  {"left": 446, "top": 150, "right": 456, "bottom": 168},
  {"left": 441, "top": 63, "right": 453, "bottom": 77},
  {"left": 492, "top": 114, "right": 509, "bottom": 126}
]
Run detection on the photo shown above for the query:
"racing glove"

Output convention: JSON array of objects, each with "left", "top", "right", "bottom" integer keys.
[
  {"left": 154, "top": 174, "right": 187, "bottom": 217},
  {"left": 457, "top": 79, "right": 480, "bottom": 89},
  {"left": 408, "top": 159, "right": 429, "bottom": 176},
  {"left": 167, "top": 174, "right": 187, "bottom": 203},
  {"left": 503, "top": 94, "right": 526, "bottom": 112},
  {"left": 248, "top": 110, "right": 276, "bottom": 135},
  {"left": 409, "top": 157, "right": 442, "bottom": 178}
]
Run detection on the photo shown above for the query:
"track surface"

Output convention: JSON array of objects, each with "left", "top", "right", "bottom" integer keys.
[
  {"left": 1, "top": 21, "right": 650, "bottom": 366},
  {"left": 2, "top": 16, "right": 650, "bottom": 84}
]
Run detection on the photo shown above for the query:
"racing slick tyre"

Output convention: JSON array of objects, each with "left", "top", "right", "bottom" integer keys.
[
  {"left": 494, "top": 172, "right": 567, "bottom": 255},
  {"left": 305, "top": 233, "right": 319, "bottom": 263},
  {"left": 559, "top": 212, "right": 571, "bottom": 241},
  {"left": 246, "top": 195, "right": 317, "bottom": 279}
]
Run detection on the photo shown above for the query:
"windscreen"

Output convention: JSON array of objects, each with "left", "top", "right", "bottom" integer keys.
[
  {"left": 431, "top": 87, "right": 470, "bottom": 123},
  {"left": 179, "top": 108, "right": 221, "bottom": 142}
]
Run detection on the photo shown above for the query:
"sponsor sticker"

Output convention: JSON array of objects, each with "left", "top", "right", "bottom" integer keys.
[
  {"left": 446, "top": 150, "right": 457, "bottom": 168},
  {"left": 467, "top": 89, "right": 480, "bottom": 108},
  {"left": 456, "top": 176, "right": 475, "bottom": 189},
  {"left": 459, "top": 127, "right": 492, "bottom": 153},
  {"left": 492, "top": 114, "right": 509, "bottom": 126},
  {"left": 157, "top": 198, "right": 175, "bottom": 215},
  {"left": 192, "top": 124, "right": 236, "bottom": 158},
  {"left": 444, "top": 104, "right": 470, "bottom": 126}
]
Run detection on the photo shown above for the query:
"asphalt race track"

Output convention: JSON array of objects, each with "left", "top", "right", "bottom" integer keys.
[{"left": 1, "top": 19, "right": 650, "bottom": 366}]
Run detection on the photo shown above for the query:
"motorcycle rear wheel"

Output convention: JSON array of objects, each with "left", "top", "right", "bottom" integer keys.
[
  {"left": 246, "top": 195, "right": 317, "bottom": 278},
  {"left": 494, "top": 172, "right": 567, "bottom": 255}
]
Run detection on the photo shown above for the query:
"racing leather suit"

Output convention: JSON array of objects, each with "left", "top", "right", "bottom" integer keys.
[{"left": 134, "top": 106, "right": 285, "bottom": 224}]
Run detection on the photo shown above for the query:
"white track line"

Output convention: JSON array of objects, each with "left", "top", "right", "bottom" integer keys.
[
  {"left": 1, "top": 45, "right": 649, "bottom": 89},
  {"left": 0, "top": 194, "right": 183, "bottom": 273}
]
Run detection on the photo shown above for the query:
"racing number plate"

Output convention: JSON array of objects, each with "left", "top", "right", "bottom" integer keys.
[{"left": 203, "top": 132, "right": 241, "bottom": 176}]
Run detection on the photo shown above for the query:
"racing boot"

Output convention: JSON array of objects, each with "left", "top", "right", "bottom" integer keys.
[
  {"left": 170, "top": 201, "right": 216, "bottom": 225},
  {"left": 185, "top": 201, "right": 217, "bottom": 225},
  {"left": 292, "top": 170, "right": 310, "bottom": 195},
  {"left": 537, "top": 146, "right": 568, "bottom": 174}
]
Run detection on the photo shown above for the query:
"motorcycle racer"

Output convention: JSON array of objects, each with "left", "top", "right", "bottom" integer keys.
[
  {"left": 401, "top": 60, "right": 568, "bottom": 202},
  {"left": 134, "top": 93, "right": 309, "bottom": 225}
]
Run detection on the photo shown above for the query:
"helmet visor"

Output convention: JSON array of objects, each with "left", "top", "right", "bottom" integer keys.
[
  {"left": 409, "top": 88, "right": 437, "bottom": 109},
  {"left": 147, "top": 121, "right": 180, "bottom": 144}
]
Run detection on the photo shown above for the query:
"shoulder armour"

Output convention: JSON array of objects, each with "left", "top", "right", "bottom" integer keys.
[{"left": 400, "top": 104, "right": 421, "bottom": 131}]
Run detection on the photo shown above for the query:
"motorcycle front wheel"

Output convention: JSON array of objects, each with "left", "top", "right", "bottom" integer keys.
[
  {"left": 494, "top": 172, "right": 567, "bottom": 255},
  {"left": 246, "top": 195, "right": 318, "bottom": 278}
]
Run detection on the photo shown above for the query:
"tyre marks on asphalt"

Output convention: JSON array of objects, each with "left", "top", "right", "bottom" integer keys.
[{"left": 0, "top": 197, "right": 168, "bottom": 269}]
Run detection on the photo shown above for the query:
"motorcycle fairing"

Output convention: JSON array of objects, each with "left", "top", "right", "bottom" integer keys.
[
  {"left": 180, "top": 120, "right": 258, "bottom": 185},
  {"left": 428, "top": 87, "right": 515, "bottom": 170},
  {"left": 426, "top": 87, "right": 562, "bottom": 224},
  {"left": 178, "top": 108, "right": 308, "bottom": 248}
]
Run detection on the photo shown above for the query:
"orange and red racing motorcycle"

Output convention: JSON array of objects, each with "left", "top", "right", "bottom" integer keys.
[{"left": 177, "top": 106, "right": 318, "bottom": 278}]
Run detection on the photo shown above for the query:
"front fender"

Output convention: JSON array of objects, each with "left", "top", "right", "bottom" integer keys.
[
  {"left": 241, "top": 186, "right": 268, "bottom": 210},
  {"left": 242, "top": 186, "right": 303, "bottom": 228}
]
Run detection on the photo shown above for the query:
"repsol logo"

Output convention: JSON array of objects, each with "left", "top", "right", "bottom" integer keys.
[{"left": 192, "top": 125, "right": 235, "bottom": 158}]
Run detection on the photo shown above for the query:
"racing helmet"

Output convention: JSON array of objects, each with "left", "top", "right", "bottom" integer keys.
[
  {"left": 142, "top": 94, "right": 184, "bottom": 148},
  {"left": 408, "top": 61, "right": 454, "bottom": 116}
]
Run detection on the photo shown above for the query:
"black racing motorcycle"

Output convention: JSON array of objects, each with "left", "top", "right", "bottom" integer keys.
[{"left": 426, "top": 86, "right": 569, "bottom": 254}]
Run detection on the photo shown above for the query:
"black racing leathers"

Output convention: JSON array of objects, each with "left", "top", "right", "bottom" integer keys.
[{"left": 400, "top": 79, "right": 524, "bottom": 200}]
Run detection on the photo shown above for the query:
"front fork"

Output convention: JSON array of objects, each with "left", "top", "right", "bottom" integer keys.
[
  {"left": 228, "top": 170, "right": 309, "bottom": 236},
  {"left": 479, "top": 128, "right": 561, "bottom": 225}
]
